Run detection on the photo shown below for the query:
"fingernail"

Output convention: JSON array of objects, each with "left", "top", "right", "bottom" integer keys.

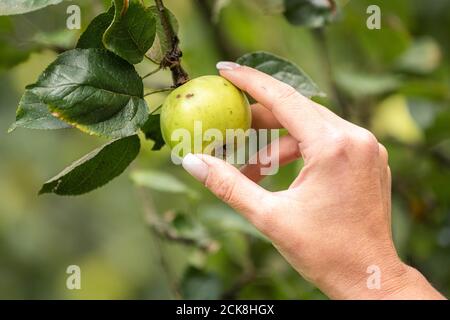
[
  {"left": 216, "top": 61, "right": 241, "bottom": 71},
  {"left": 182, "top": 153, "right": 209, "bottom": 183}
]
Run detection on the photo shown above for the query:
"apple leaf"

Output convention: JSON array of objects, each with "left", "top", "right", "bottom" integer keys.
[
  {"left": 283, "top": 0, "right": 338, "bottom": 28},
  {"left": 140, "top": 113, "right": 165, "bottom": 150},
  {"left": 198, "top": 204, "right": 267, "bottom": 241},
  {"left": 27, "top": 48, "right": 149, "bottom": 139},
  {"left": 103, "top": 0, "right": 156, "bottom": 64},
  {"left": 147, "top": 6, "right": 179, "bottom": 63},
  {"left": 237, "top": 51, "right": 325, "bottom": 98},
  {"left": 9, "top": 90, "right": 71, "bottom": 132},
  {"left": 0, "top": 0, "right": 65, "bottom": 16},
  {"left": 395, "top": 38, "right": 442, "bottom": 75},
  {"left": 335, "top": 69, "right": 402, "bottom": 97},
  {"left": 130, "top": 169, "right": 193, "bottom": 195},
  {"left": 39, "top": 135, "right": 140, "bottom": 196},
  {"left": 76, "top": 7, "right": 115, "bottom": 49}
]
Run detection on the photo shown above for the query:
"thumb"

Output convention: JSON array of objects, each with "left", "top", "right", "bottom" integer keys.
[{"left": 182, "top": 153, "right": 270, "bottom": 219}]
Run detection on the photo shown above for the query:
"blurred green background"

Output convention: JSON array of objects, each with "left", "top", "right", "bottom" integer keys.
[{"left": 0, "top": 0, "right": 449, "bottom": 299}]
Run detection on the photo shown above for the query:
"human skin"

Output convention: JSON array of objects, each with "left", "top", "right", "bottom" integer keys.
[{"left": 181, "top": 62, "right": 446, "bottom": 300}]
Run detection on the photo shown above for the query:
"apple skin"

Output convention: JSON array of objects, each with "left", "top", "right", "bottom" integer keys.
[{"left": 160, "top": 75, "right": 251, "bottom": 155}]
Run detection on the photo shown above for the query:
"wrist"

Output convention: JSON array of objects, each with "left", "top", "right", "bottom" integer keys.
[
  {"left": 324, "top": 258, "right": 445, "bottom": 300},
  {"left": 379, "top": 265, "right": 446, "bottom": 300},
  {"left": 322, "top": 252, "right": 407, "bottom": 299}
]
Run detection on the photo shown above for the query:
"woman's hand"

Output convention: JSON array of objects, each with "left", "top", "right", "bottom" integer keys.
[{"left": 181, "top": 62, "right": 445, "bottom": 300}]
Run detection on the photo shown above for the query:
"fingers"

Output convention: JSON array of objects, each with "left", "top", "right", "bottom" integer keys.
[
  {"left": 181, "top": 153, "right": 273, "bottom": 221},
  {"left": 218, "top": 64, "right": 333, "bottom": 144},
  {"left": 378, "top": 143, "right": 392, "bottom": 226},
  {"left": 241, "top": 135, "right": 301, "bottom": 183},
  {"left": 251, "top": 103, "right": 282, "bottom": 129}
]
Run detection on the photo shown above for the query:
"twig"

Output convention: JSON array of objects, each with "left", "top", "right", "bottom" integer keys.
[
  {"left": 142, "top": 66, "right": 162, "bottom": 79},
  {"left": 137, "top": 187, "right": 182, "bottom": 299},
  {"left": 144, "top": 87, "right": 173, "bottom": 97},
  {"left": 145, "top": 54, "right": 159, "bottom": 64},
  {"left": 154, "top": 0, "right": 189, "bottom": 87},
  {"left": 149, "top": 105, "right": 163, "bottom": 115},
  {"left": 137, "top": 187, "right": 217, "bottom": 252}
]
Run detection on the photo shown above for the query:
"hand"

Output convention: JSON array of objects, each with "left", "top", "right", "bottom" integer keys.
[{"left": 181, "top": 62, "right": 445, "bottom": 300}]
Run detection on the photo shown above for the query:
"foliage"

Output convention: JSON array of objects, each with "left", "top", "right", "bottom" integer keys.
[
  {"left": 283, "top": 0, "right": 338, "bottom": 28},
  {"left": 40, "top": 135, "right": 141, "bottom": 196},
  {"left": 0, "top": 0, "right": 449, "bottom": 300},
  {"left": 0, "top": 0, "right": 66, "bottom": 16},
  {"left": 237, "top": 51, "right": 325, "bottom": 98},
  {"left": 103, "top": 0, "right": 156, "bottom": 64},
  {"left": 4, "top": 0, "right": 323, "bottom": 196}
]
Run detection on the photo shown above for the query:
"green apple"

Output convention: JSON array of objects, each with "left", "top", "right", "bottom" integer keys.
[{"left": 160, "top": 75, "right": 251, "bottom": 156}]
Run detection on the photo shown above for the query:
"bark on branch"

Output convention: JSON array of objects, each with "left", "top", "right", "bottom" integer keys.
[{"left": 154, "top": 0, "right": 189, "bottom": 87}]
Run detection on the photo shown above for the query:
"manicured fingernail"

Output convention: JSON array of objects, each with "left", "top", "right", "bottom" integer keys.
[
  {"left": 216, "top": 61, "right": 241, "bottom": 71},
  {"left": 182, "top": 153, "right": 209, "bottom": 183}
]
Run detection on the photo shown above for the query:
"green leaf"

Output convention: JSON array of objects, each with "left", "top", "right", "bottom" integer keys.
[
  {"left": 76, "top": 7, "right": 115, "bottom": 49},
  {"left": 220, "top": 231, "right": 251, "bottom": 268},
  {"left": 283, "top": 0, "right": 338, "bottom": 28},
  {"left": 198, "top": 205, "right": 267, "bottom": 241},
  {"left": 130, "top": 169, "right": 196, "bottom": 196},
  {"left": 140, "top": 113, "right": 165, "bottom": 150},
  {"left": 147, "top": 6, "right": 179, "bottom": 63},
  {"left": 335, "top": 69, "right": 402, "bottom": 97},
  {"left": 9, "top": 90, "right": 71, "bottom": 132},
  {"left": 0, "top": 0, "right": 65, "bottom": 16},
  {"left": 407, "top": 98, "right": 440, "bottom": 130},
  {"left": 39, "top": 135, "right": 141, "bottom": 196},
  {"left": 28, "top": 48, "right": 149, "bottom": 139},
  {"left": 236, "top": 51, "right": 325, "bottom": 98},
  {"left": 181, "top": 266, "right": 223, "bottom": 300},
  {"left": 103, "top": 0, "right": 156, "bottom": 64},
  {"left": 33, "top": 29, "right": 78, "bottom": 50},
  {"left": 395, "top": 38, "right": 442, "bottom": 75},
  {"left": 170, "top": 212, "right": 214, "bottom": 247}
]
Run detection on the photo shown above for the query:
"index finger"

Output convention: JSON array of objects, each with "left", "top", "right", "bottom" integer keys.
[{"left": 217, "top": 63, "right": 335, "bottom": 143}]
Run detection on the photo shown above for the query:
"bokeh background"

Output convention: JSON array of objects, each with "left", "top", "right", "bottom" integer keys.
[{"left": 0, "top": 0, "right": 449, "bottom": 299}]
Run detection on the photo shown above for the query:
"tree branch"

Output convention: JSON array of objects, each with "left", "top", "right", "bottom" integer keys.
[
  {"left": 136, "top": 187, "right": 181, "bottom": 299},
  {"left": 137, "top": 187, "right": 217, "bottom": 252},
  {"left": 154, "top": 0, "right": 189, "bottom": 87}
]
